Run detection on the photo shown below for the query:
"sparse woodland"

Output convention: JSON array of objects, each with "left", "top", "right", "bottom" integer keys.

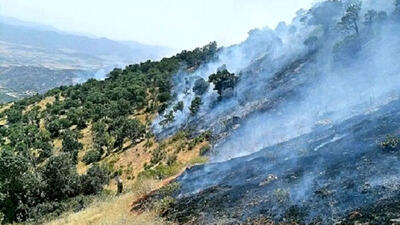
[{"left": 0, "top": 42, "right": 217, "bottom": 224}]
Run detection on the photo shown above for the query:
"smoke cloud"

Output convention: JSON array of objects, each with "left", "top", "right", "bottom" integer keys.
[{"left": 153, "top": 0, "right": 400, "bottom": 164}]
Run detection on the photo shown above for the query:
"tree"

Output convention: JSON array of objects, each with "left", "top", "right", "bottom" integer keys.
[
  {"left": 208, "top": 69, "right": 238, "bottom": 97},
  {"left": 46, "top": 118, "right": 71, "bottom": 138},
  {"left": 190, "top": 97, "right": 202, "bottom": 115},
  {"left": 109, "top": 117, "right": 145, "bottom": 149},
  {"left": 0, "top": 149, "right": 30, "bottom": 222},
  {"left": 173, "top": 101, "right": 184, "bottom": 112},
  {"left": 82, "top": 149, "right": 102, "bottom": 165},
  {"left": 42, "top": 154, "right": 80, "bottom": 199},
  {"left": 364, "top": 10, "right": 387, "bottom": 26},
  {"left": 394, "top": 0, "right": 400, "bottom": 19},
  {"left": 193, "top": 78, "right": 209, "bottom": 95},
  {"left": 61, "top": 130, "right": 83, "bottom": 163},
  {"left": 5, "top": 108, "right": 23, "bottom": 124},
  {"left": 0, "top": 149, "right": 45, "bottom": 223},
  {"left": 124, "top": 119, "right": 146, "bottom": 144},
  {"left": 80, "top": 163, "right": 109, "bottom": 195},
  {"left": 337, "top": 1, "right": 362, "bottom": 35},
  {"left": 364, "top": 10, "right": 378, "bottom": 26},
  {"left": 159, "top": 110, "right": 175, "bottom": 127}
]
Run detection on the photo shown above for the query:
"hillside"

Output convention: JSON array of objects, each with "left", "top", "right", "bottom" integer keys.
[
  {"left": 0, "top": 42, "right": 216, "bottom": 224},
  {"left": 2, "top": 0, "right": 400, "bottom": 225}
]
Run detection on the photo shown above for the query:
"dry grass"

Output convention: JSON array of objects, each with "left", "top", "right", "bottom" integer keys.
[
  {"left": 44, "top": 133, "right": 208, "bottom": 225},
  {"left": 24, "top": 96, "right": 56, "bottom": 113},
  {"left": 77, "top": 124, "right": 94, "bottom": 174},
  {"left": 44, "top": 179, "right": 169, "bottom": 225},
  {"left": 42, "top": 105, "right": 209, "bottom": 225},
  {"left": 0, "top": 102, "right": 12, "bottom": 113},
  {"left": 0, "top": 103, "right": 12, "bottom": 126}
]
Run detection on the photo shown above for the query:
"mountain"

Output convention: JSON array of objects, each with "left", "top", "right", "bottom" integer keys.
[
  {"left": 1, "top": 0, "right": 400, "bottom": 224},
  {"left": 0, "top": 17, "right": 173, "bottom": 103}
]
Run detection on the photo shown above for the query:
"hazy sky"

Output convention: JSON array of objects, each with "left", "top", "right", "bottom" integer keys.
[{"left": 1, "top": 0, "right": 316, "bottom": 50}]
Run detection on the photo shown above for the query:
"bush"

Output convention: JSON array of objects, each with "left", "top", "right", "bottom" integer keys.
[
  {"left": 208, "top": 69, "right": 238, "bottom": 96},
  {"left": 173, "top": 101, "right": 184, "bottom": 112},
  {"left": 150, "top": 147, "right": 166, "bottom": 165},
  {"left": 82, "top": 149, "right": 102, "bottom": 165},
  {"left": 200, "top": 145, "right": 211, "bottom": 156},
  {"left": 379, "top": 135, "right": 400, "bottom": 151},
  {"left": 42, "top": 154, "right": 80, "bottom": 199},
  {"left": 189, "top": 97, "right": 202, "bottom": 115},
  {"left": 139, "top": 163, "right": 181, "bottom": 180},
  {"left": 193, "top": 78, "right": 209, "bottom": 95},
  {"left": 158, "top": 92, "right": 171, "bottom": 103},
  {"left": 80, "top": 164, "right": 110, "bottom": 195},
  {"left": 166, "top": 154, "right": 177, "bottom": 166},
  {"left": 154, "top": 196, "right": 176, "bottom": 215}
]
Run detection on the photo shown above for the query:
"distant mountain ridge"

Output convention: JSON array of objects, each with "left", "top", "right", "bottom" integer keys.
[
  {"left": 0, "top": 17, "right": 173, "bottom": 65},
  {"left": 0, "top": 16, "right": 174, "bottom": 102}
]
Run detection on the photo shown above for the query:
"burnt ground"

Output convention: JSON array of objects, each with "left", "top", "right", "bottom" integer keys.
[{"left": 136, "top": 97, "right": 400, "bottom": 225}]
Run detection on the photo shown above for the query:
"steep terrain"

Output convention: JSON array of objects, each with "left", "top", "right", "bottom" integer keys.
[
  {"left": 1, "top": 0, "right": 400, "bottom": 224},
  {"left": 133, "top": 0, "right": 400, "bottom": 224},
  {"left": 0, "top": 43, "right": 216, "bottom": 224}
]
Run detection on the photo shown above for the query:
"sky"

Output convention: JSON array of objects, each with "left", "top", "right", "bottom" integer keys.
[{"left": 1, "top": 0, "right": 316, "bottom": 50}]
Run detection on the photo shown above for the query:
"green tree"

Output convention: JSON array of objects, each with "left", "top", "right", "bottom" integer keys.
[
  {"left": 82, "top": 149, "right": 102, "bottom": 165},
  {"left": 208, "top": 69, "right": 238, "bottom": 97},
  {"left": 80, "top": 163, "right": 109, "bottom": 195},
  {"left": 5, "top": 108, "right": 23, "bottom": 124},
  {"left": 159, "top": 110, "right": 175, "bottom": 127},
  {"left": 193, "top": 78, "right": 209, "bottom": 95},
  {"left": 0, "top": 149, "right": 45, "bottom": 223},
  {"left": 0, "top": 149, "right": 30, "bottom": 222},
  {"left": 173, "top": 101, "right": 184, "bottom": 112},
  {"left": 337, "top": 1, "right": 362, "bottom": 35},
  {"left": 42, "top": 154, "right": 80, "bottom": 199},
  {"left": 190, "top": 97, "right": 202, "bottom": 115},
  {"left": 61, "top": 130, "right": 83, "bottom": 163}
]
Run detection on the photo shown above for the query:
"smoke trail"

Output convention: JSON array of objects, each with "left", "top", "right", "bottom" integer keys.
[{"left": 153, "top": 0, "right": 400, "bottom": 164}]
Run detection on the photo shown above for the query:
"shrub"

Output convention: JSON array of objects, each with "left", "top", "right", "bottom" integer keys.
[
  {"left": 80, "top": 164, "right": 110, "bottom": 195},
  {"left": 42, "top": 154, "right": 80, "bottom": 199},
  {"left": 154, "top": 196, "right": 176, "bottom": 215},
  {"left": 159, "top": 110, "right": 175, "bottom": 127},
  {"left": 150, "top": 147, "right": 166, "bottom": 165},
  {"left": 139, "top": 163, "right": 181, "bottom": 180},
  {"left": 173, "top": 101, "right": 184, "bottom": 112},
  {"left": 200, "top": 145, "right": 211, "bottom": 156},
  {"left": 379, "top": 135, "right": 400, "bottom": 151},
  {"left": 193, "top": 78, "right": 209, "bottom": 95},
  {"left": 208, "top": 69, "right": 238, "bottom": 96},
  {"left": 166, "top": 154, "right": 177, "bottom": 166},
  {"left": 189, "top": 97, "right": 202, "bottom": 115},
  {"left": 82, "top": 149, "right": 102, "bottom": 165}
]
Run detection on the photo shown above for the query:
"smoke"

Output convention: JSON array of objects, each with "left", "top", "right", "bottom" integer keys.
[
  {"left": 153, "top": 0, "right": 400, "bottom": 164},
  {"left": 150, "top": 1, "right": 400, "bottom": 223}
]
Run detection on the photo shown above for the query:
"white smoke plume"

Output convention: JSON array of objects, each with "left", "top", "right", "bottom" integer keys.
[{"left": 153, "top": 0, "right": 400, "bottom": 163}]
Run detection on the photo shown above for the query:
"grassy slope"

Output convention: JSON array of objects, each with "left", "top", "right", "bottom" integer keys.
[
  {"left": 0, "top": 42, "right": 217, "bottom": 224},
  {"left": 43, "top": 123, "right": 209, "bottom": 225}
]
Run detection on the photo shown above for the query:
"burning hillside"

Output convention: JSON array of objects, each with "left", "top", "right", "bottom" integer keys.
[{"left": 134, "top": 0, "right": 400, "bottom": 224}]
